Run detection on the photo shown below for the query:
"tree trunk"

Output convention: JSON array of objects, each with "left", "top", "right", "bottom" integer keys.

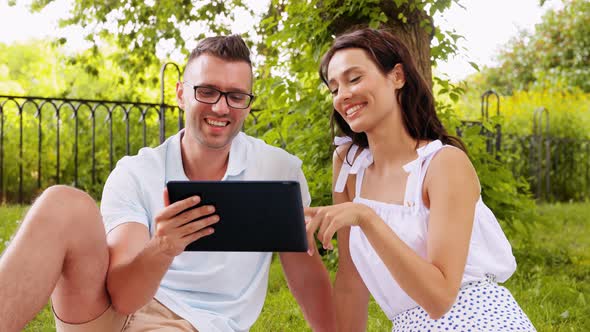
[{"left": 327, "top": 1, "right": 434, "bottom": 87}]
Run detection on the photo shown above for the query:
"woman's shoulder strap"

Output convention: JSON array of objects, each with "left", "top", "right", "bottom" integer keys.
[{"left": 333, "top": 136, "right": 373, "bottom": 193}]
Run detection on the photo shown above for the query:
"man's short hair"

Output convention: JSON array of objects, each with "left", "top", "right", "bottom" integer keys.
[{"left": 184, "top": 35, "right": 252, "bottom": 77}]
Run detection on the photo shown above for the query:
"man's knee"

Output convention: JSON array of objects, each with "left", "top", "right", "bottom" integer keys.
[
  {"left": 26, "top": 185, "right": 101, "bottom": 232},
  {"left": 37, "top": 185, "right": 97, "bottom": 214},
  {"left": 39, "top": 185, "right": 94, "bottom": 205}
]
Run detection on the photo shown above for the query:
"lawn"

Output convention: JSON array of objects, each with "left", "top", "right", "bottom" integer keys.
[{"left": 1, "top": 203, "right": 588, "bottom": 331}]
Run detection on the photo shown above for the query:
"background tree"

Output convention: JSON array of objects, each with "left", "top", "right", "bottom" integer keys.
[
  {"left": 15, "top": 0, "right": 534, "bottom": 237},
  {"left": 23, "top": 0, "right": 462, "bottom": 201},
  {"left": 453, "top": 0, "right": 590, "bottom": 202},
  {"left": 0, "top": 40, "right": 165, "bottom": 201},
  {"left": 23, "top": 0, "right": 463, "bottom": 86},
  {"left": 470, "top": 0, "right": 589, "bottom": 95},
  {"left": 0, "top": 39, "right": 161, "bottom": 101},
  {"left": 248, "top": 0, "right": 461, "bottom": 205}
]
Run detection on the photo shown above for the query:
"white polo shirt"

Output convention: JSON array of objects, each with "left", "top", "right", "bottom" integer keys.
[{"left": 100, "top": 130, "right": 311, "bottom": 332}]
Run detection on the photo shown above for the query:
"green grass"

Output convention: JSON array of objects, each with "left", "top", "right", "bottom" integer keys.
[
  {"left": 1, "top": 203, "right": 588, "bottom": 331},
  {"left": 504, "top": 202, "right": 590, "bottom": 331},
  {"left": 252, "top": 256, "right": 391, "bottom": 332}
]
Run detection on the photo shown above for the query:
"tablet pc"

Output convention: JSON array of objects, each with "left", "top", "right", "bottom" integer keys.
[{"left": 166, "top": 180, "right": 308, "bottom": 252}]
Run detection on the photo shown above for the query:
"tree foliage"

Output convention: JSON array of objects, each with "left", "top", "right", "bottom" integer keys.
[
  {"left": 24, "top": 0, "right": 464, "bottom": 83},
  {"left": 11, "top": 0, "right": 536, "bottom": 235},
  {"left": 0, "top": 39, "right": 162, "bottom": 101},
  {"left": 21, "top": 0, "right": 464, "bottom": 203},
  {"left": 472, "top": 0, "right": 590, "bottom": 94}
]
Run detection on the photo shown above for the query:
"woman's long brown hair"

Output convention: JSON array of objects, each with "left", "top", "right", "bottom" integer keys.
[{"left": 319, "top": 28, "right": 466, "bottom": 157}]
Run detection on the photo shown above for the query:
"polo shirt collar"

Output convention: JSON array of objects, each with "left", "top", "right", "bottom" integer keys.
[
  {"left": 225, "top": 132, "right": 248, "bottom": 178},
  {"left": 165, "top": 129, "right": 248, "bottom": 182}
]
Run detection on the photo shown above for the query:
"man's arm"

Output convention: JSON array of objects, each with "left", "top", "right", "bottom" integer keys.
[
  {"left": 106, "top": 191, "right": 219, "bottom": 314},
  {"left": 106, "top": 223, "right": 171, "bottom": 314},
  {"left": 279, "top": 252, "right": 336, "bottom": 332},
  {"left": 277, "top": 166, "right": 336, "bottom": 331}
]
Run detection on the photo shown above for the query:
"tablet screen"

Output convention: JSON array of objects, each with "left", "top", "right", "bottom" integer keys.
[{"left": 166, "top": 181, "right": 308, "bottom": 252}]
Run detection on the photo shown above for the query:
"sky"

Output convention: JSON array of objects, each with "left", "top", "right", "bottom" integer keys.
[
  {"left": 433, "top": 0, "right": 563, "bottom": 80},
  {"left": 0, "top": 0, "right": 564, "bottom": 81}
]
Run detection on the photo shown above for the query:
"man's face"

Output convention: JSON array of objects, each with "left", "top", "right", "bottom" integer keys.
[{"left": 177, "top": 54, "right": 253, "bottom": 150}]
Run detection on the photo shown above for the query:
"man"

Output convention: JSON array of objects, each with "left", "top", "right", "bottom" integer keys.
[{"left": 0, "top": 35, "right": 335, "bottom": 332}]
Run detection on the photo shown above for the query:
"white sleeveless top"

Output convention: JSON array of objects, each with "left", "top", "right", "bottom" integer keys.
[{"left": 334, "top": 137, "right": 517, "bottom": 319}]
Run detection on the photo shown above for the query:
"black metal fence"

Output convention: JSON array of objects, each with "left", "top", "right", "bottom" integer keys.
[
  {"left": 0, "top": 87, "right": 588, "bottom": 203},
  {"left": 463, "top": 94, "right": 590, "bottom": 202},
  {"left": 500, "top": 136, "right": 590, "bottom": 201},
  {"left": 0, "top": 94, "right": 184, "bottom": 202}
]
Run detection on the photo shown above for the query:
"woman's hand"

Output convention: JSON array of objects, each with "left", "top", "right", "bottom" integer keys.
[{"left": 304, "top": 202, "right": 374, "bottom": 255}]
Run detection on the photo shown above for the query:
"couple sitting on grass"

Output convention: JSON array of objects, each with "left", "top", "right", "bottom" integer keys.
[{"left": 0, "top": 29, "right": 535, "bottom": 332}]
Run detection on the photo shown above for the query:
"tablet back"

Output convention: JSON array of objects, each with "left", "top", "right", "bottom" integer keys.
[{"left": 166, "top": 181, "right": 308, "bottom": 252}]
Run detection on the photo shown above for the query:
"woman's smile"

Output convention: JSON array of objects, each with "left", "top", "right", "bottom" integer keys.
[{"left": 344, "top": 103, "right": 366, "bottom": 119}]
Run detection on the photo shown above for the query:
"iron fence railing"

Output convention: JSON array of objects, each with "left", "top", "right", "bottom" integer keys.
[
  {"left": 0, "top": 87, "right": 588, "bottom": 203},
  {"left": 0, "top": 94, "right": 183, "bottom": 202}
]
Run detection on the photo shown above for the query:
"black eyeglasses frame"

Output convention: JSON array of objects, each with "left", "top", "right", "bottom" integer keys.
[{"left": 183, "top": 82, "right": 255, "bottom": 109}]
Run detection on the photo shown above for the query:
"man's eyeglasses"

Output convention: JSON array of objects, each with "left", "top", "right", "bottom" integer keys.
[{"left": 184, "top": 83, "right": 255, "bottom": 109}]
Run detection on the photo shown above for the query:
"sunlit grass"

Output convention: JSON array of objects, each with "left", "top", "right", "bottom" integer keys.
[{"left": 1, "top": 203, "right": 588, "bottom": 331}]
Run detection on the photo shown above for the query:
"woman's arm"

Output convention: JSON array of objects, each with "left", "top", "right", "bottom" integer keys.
[
  {"left": 359, "top": 147, "right": 479, "bottom": 318},
  {"left": 331, "top": 146, "right": 370, "bottom": 331},
  {"left": 307, "top": 147, "right": 479, "bottom": 319},
  {"left": 333, "top": 227, "right": 370, "bottom": 331}
]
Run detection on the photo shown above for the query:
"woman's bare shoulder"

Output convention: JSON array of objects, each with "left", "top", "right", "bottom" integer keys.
[
  {"left": 426, "top": 146, "right": 480, "bottom": 196},
  {"left": 333, "top": 141, "right": 366, "bottom": 167}
]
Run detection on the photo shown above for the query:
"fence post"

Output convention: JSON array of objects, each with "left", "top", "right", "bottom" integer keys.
[
  {"left": 73, "top": 107, "right": 79, "bottom": 187},
  {"left": 480, "top": 90, "right": 501, "bottom": 156},
  {"left": 533, "top": 107, "right": 550, "bottom": 200},
  {"left": 160, "top": 62, "right": 181, "bottom": 143},
  {"left": 586, "top": 143, "right": 589, "bottom": 198},
  {"left": 19, "top": 104, "right": 23, "bottom": 203},
  {"left": 108, "top": 110, "right": 113, "bottom": 171},
  {"left": 35, "top": 106, "right": 42, "bottom": 191},
  {"left": 0, "top": 103, "right": 3, "bottom": 203},
  {"left": 55, "top": 108, "right": 60, "bottom": 185}
]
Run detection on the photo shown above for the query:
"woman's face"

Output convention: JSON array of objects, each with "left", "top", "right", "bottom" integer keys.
[{"left": 326, "top": 48, "right": 403, "bottom": 133}]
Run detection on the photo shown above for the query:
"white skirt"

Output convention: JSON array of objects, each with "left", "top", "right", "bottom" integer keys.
[{"left": 391, "top": 276, "right": 536, "bottom": 332}]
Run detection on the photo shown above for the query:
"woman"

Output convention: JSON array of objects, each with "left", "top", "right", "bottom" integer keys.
[{"left": 305, "top": 28, "right": 535, "bottom": 331}]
